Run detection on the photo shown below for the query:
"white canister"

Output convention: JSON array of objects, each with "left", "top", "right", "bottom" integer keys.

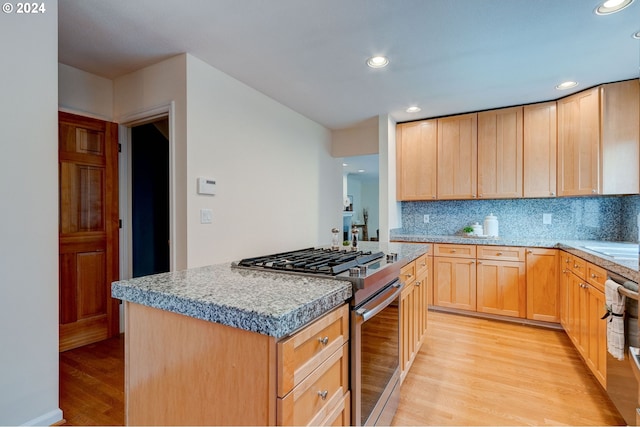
[
  {"left": 471, "top": 222, "right": 483, "bottom": 236},
  {"left": 484, "top": 213, "right": 499, "bottom": 237}
]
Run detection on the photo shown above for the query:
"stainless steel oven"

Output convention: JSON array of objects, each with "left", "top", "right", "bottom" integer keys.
[{"left": 351, "top": 279, "right": 403, "bottom": 426}]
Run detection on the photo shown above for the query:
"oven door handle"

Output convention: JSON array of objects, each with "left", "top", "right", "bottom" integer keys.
[{"left": 355, "top": 281, "right": 403, "bottom": 322}]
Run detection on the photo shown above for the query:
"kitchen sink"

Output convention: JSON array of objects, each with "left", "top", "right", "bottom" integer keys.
[{"left": 581, "top": 244, "right": 639, "bottom": 261}]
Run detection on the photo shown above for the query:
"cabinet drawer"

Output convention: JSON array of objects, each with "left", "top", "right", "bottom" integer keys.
[
  {"left": 434, "top": 244, "right": 476, "bottom": 258},
  {"left": 415, "top": 253, "right": 429, "bottom": 277},
  {"left": 477, "top": 246, "right": 525, "bottom": 262},
  {"left": 570, "top": 255, "right": 586, "bottom": 280},
  {"left": 277, "top": 344, "right": 349, "bottom": 426},
  {"left": 309, "top": 390, "right": 350, "bottom": 426},
  {"left": 277, "top": 305, "right": 349, "bottom": 397},
  {"left": 586, "top": 262, "right": 607, "bottom": 293},
  {"left": 400, "top": 261, "right": 416, "bottom": 285}
]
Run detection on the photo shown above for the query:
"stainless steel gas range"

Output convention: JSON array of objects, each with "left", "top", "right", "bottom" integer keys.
[{"left": 233, "top": 246, "right": 405, "bottom": 426}]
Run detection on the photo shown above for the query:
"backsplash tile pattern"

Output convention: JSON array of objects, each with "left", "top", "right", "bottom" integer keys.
[{"left": 396, "top": 195, "right": 639, "bottom": 242}]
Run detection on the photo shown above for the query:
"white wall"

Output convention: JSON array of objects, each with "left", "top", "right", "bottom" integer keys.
[
  {"left": 0, "top": 2, "right": 62, "bottom": 425},
  {"left": 331, "top": 117, "right": 379, "bottom": 157},
  {"left": 186, "top": 55, "right": 342, "bottom": 266},
  {"left": 58, "top": 63, "right": 114, "bottom": 120},
  {"left": 379, "top": 115, "right": 401, "bottom": 242}
]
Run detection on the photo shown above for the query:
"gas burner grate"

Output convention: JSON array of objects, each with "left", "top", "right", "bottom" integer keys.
[{"left": 237, "top": 248, "right": 385, "bottom": 276}]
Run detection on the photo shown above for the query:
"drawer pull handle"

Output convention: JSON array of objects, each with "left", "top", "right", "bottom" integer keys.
[
  {"left": 451, "top": 249, "right": 457, "bottom": 253},
  {"left": 591, "top": 273, "right": 597, "bottom": 278},
  {"left": 497, "top": 252, "right": 503, "bottom": 256},
  {"left": 318, "top": 336, "right": 329, "bottom": 346},
  {"left": 526, "top": 250, "right": 533, "bottom": 254},
  {"left": 318, "top": 390, "right": 328, "bottom": 400}
]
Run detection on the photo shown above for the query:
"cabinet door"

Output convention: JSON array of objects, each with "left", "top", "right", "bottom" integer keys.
[
  {"left": 399, "top": 281, "right": 416, "bottom": 378},
  {"left": 433, "top": 256, "right": 476, "bottom": 311},
  {"left": 557, "top": 87, "right": 600, "bottom": 196},
  {"left": 525, "top": 248, "right": 559, "bottom": 323},
  {"left": 476, "top": 260, "right": 525, "bottom": 318},
  {"left": 523, "top": 102, "right": 557, "bottom": 198},
  {"left": 396, "top": 120, "right": 438, "bottom": 200},
  {"left": 601, "top": 80, "right": 640, "bottom": 195},
  {"left": 477, "top": 106, "right": 523, "bottom": 198},
  {"left": 437, "top": 113, "right": 478, "bottom": 199},
  {"left": 586, "top": 285, "right": 607, "bottom": 388},
  {"left": 559, "top": 258, "right": 571, "bottom": 332},
  {"left": 414, "top": 267, "right": 429, "bottom": 346}
]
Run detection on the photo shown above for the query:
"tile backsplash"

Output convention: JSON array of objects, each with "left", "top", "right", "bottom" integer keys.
[{"left": 396, "top": 195, "right": 640, "bottom": 242}]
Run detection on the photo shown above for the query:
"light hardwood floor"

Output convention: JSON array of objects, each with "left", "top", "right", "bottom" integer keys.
[
  {"left": 392, "top": 311, "right": 625, "bottom": 426},
  {"left": 59, "top": 311, "right": 625, "bottom": 426}
]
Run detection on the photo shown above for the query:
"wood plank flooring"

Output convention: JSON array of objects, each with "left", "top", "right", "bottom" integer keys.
[
  {"left": 59, "top": 312, "right": 625, "bottom": 426},
  {"left": 59, "top": 335, "right": 124, "bottom": 426},
  {"left": 392, "top": 311, "right": 625, "bottom": 426}
]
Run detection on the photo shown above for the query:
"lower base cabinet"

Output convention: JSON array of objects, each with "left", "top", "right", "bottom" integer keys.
[
  {"left": 476, "top": 259, "right": 526, "bottom": 318},
  {"left": 125, "top": 302, "right": 351, "bottom": 426},
  {"left": 525, "top": 248, "right": 559, "bottom": 323},
  {"left": 433, "top": 256, "right": 477, "bottom": 311},
  {"left": 400, "top": 253, "right": 430, "bottom": 381}
]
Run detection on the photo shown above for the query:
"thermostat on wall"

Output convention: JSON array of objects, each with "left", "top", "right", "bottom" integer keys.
[{"left": 197, "top": 177, "right": 216, "bottom": 195}]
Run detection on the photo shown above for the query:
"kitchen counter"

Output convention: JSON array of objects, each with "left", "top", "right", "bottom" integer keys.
[
  {"left": 112, "top": 241, "right": 429, "bottom": 338},
  {"left": 391, "top": 234, "right": 638, "bottom": 282}
]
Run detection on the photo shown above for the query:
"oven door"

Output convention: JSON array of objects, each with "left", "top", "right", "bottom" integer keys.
[{"left": 351, "top": 280, "right": 403, "bottom": 426}]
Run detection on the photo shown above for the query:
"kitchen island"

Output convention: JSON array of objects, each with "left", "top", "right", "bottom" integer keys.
[{"left": 111, "top": 241, "right": 428, "bottom": 426}]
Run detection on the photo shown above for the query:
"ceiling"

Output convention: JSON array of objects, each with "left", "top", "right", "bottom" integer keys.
[{"left": 58, "top": 0, "right": 640, "bottom": 131}]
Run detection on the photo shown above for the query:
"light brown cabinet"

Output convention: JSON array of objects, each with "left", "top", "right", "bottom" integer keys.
[
  {"left": 433, "top": 244, "right": 477, "bottom": 311},
  {"left": 477, "top": 106, "right": 523, "bottom": 199},
  {"left": 437, "top": 113, "right": 478, "bottom": 199},
  {"left": 399, "top": 253, "right": 430, "bottom": 381},
  {"left": 558, "top": 80, "right": 639, "bottom": 196},
  {"left": 525, "top": 248, "right": 559, "bottom": 323},
  {"left": 560, "top": 251, "right": 607, "bottom": 388},
  {"left": 523, "top": 102, "right": 557, "bottom": 198},
  {"left": 396, "top": 120, "right": 438, "bottom": 201},
  {"left": 125, "top": 301, "right": 351, "bottom": 426},
  {"left": 476, "top": 246, "right": 526, "bottom": 318}
]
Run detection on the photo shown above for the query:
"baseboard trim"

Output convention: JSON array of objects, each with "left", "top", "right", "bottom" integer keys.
[{"left": 21, "top": 408, "right": 63, "bottom": 426}]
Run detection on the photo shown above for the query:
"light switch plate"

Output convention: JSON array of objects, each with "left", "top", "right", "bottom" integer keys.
[
  {"left": 201, "top": 208, "right": 213, "bottom": 224},
  {"left": 423, "top": 214, "right": 430, "bottom": 223},
  {"left": 543, "top": 213, "right": 552, "bottom": 225}
]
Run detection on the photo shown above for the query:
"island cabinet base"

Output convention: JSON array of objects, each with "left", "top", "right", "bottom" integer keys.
[{"left": 125, "top": 302, "right": 277, "bottom": 426}]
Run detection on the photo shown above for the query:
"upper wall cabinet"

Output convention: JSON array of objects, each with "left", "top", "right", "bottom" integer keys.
[
  {"left": 477, "top": 106, "right": 523, "bottom": 199},
  {"left": 557, "top": 80, "right": 639, "bottom": 196},
  {"left": 437, "top": 113, "right": 478, "bottom": 199},
  {"left": 523, "top": 102, "right": 557, "bottom": 198},
  {"left": 396, "top": 119, "right": 437, "bottom": 201}
]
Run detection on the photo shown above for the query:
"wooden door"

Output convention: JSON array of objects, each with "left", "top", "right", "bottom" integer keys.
[
  {"left": 523, "top": 102, "right": 557, "bottom": 198},
  {"left": 476, "top": 260, "right": 525, "bottom": 318},
  {"left": 437, "top": 113, "right": 478, "bottom": 199},
  {"left": 557, "top": 87, "right": 600, "bottom": 196},
  {"left": 396, "top": 120, "right": 437, "bottom": 200},
  {"left": 59, "top": 112, "right": 119, "bottom": 351},
  {"left": 399, "top": 281, "right": 415, "bottom": 378},
  {"left": 433, "top": 256, "right": 476, "bottom": 311},
  {"left": 477, "top": 106, "right": 523, "bottom": 198},
  {"left": 525, "top": 248, "right": 559, "bottom": 323}
]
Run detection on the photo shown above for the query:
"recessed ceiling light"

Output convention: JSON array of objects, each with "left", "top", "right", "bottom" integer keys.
[
  {"left": 594, "top": 0, "right": 634, "bottom": 15},
  {"left": 406, "top": 106, "right": 422, "bottom": 113},
  {"left": 556, "top": 81, "right": 578, "bottom": 90},
  {"left": 357, "top": 169, "right": 365, "bottom": 173},
  {"left": 342, "top": 163, "right": 348, "bottom": 167},
  {"left": 366, "top": 56, "right": 389, "bottom": 68},
  {"left": 633, "top": 30, "right": 640, "bottom": 39}
]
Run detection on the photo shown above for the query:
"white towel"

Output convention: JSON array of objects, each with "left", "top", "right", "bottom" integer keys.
[{"left": 605, "top": 279, "right": 626, "bottom": 361}]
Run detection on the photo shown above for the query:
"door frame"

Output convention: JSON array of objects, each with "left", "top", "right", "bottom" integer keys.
[{"left": 118, "top": 102, "right": 176, "bottom": 282}]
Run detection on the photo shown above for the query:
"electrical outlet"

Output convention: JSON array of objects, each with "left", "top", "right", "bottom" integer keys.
[
  {"left": 423, "top": 214, "right": 430, "bottom": 223},
  {"left": 543, "top": 213, "right": 552, "bottom": 225}
]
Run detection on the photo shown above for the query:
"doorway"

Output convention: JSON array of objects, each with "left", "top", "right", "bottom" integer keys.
[
  {"left": 129, "top": 119, "right": 170, "bottom": 278},
  {"left": 342, "top": 154, "right": 379, "bottom": 241}
]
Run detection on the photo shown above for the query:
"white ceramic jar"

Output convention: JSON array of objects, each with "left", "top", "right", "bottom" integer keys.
[{"left": 484, "top": 213, "right": 499, "bottom": 237}]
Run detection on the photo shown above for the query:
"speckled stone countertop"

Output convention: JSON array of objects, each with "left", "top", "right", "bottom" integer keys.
[
  {"left": 391, "top": 234, "right": 638, "bottom": 282},
  {"left": 112, "top": 242, "right": 429, "bottom": 339}
]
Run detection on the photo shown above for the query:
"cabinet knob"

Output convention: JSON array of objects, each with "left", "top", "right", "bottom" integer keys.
[
  {"left": 592, "top": 189, "right": 597, "bottom": 193},
  {"left": 477, "top": 261, "right": 482, "bottom": 265},
  {"left": 526, "top": 250, "right": 533, "bottom": 254},
  {"left": 574, "top": 264, "right": 579, "bottom": 268},
  {"left": 432, "top": 195, "right": 436, "bottom": 199},
  {"left": 550, "top": 192, "right": 555, "bottom": 196},
  {"left": 415, "top": 280, "right": 421, "bottom": 286},
  {"left": 591, "top": 273, "right": 597, "bottom": 278},
  {"left": 472, "top": 194, "right": 477, "bottom": 198},
  {"left": 318, "top": 390, "right": 328, "bottom": 400},
  {"left": 497, "top": 252, "right": 503, "bottom": 256},
  {"left": 451, "top": 249, "right": 457, "bottom": 253},
  {"left": 479, "top": 194, "right": 483, "bottom": 198},
  {"left": 471, "top": 261, "right": 476, "bottom": 265},
  {"left": 318, "top": 336, "right": 329, "bottom": 346}
]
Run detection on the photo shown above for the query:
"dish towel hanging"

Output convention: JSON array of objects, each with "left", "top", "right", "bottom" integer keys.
[{"left": 604, "top": 279, "right": 626, "bottom": 361}]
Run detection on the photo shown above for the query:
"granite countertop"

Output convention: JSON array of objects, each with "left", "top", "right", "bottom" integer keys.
[
  {"left": 112, "top": 242, "right": 429, "bottom": 339},
  {"left": 391, "top": 234, "right": 638, "bottom": 282}
]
